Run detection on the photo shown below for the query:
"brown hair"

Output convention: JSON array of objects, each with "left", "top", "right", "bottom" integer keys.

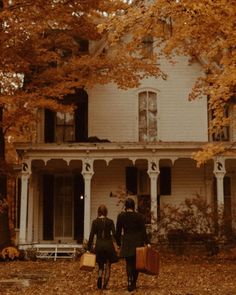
[{"left": 97, "top": 204, "right": 108, "bottom": 217}]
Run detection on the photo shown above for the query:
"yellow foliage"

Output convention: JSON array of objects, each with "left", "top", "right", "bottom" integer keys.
[
  {"left": 1, "top": 246, "right": 19, "bottom": 260},
  {"left": 192, "top": 143, "right": 226, "bottom": 167}
]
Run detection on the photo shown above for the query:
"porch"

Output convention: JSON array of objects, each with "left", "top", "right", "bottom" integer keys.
[{"left": 14, "top": 141, "right": 236, "bottom": 249}]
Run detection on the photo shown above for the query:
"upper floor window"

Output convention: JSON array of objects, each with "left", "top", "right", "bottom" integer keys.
[
  {"left": 44, "top": 89, "right": 88, "bottom": 143},
  {"left": 55, "top": 112, "right": 75, "bottom": 142},
  {"left": 138, "top": 91, "right": 158, "bottom": 142},
  {"left": 209, "top": 106, "right": 230, "bottom": 141},
  {"left": 141, "top": 35, "right": 153, "bottom": 58}
]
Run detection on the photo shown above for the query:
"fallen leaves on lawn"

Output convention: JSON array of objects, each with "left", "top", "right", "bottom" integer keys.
[{"left": 0, "top": 253, "right": 236, "bottom": 295}]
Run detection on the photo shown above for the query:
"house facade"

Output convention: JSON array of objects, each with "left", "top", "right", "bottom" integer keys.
[{"left": 14, "top": 55, "right": 236, "bottom": 249}]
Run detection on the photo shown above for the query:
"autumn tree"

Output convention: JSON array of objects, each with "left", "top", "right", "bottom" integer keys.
[
  {"left": 0, "top": 0, "right": 162, "bottom": 248},
  {"left": 101, "top": 0, "right": 236, "bottom": 163}
]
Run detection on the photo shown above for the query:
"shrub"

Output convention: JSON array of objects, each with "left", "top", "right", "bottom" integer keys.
[{"left": 151, "top": 194, "right": 232, "bottom": 255}]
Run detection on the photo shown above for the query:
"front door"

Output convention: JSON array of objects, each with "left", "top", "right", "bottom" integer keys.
[
  {"left": 43, "top": 173, "right": 84, "bottom": 242},
  {"left": 54, "top": 175, "right": 74, "bottom": 242}
]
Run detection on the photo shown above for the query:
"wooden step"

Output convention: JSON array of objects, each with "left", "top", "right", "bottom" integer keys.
[{"left": 35, "top": 245, "right": 80, "bottom": 261}]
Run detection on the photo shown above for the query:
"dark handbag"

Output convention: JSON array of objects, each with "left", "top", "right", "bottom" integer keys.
[{"left": 136, "top": 246, "right": 160, "bottom": 275}]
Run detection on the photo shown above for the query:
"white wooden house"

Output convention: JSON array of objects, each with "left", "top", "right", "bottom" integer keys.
[{"left": 14, "top": 54, "right": 236, "bottom": 252}]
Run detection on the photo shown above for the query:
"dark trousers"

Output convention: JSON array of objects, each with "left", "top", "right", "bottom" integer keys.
[{"left": 125, "top": 256, "right": 139, "bottom": 284}]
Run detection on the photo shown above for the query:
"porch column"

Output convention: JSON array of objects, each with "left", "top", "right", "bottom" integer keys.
[
  {"left": 147, "top": 158, "right": 160, "bottom": 223},
  {"left": 213, "top": 157, "right": 226, "bottom": 207},
  {"left": 82, "top": 159, "right": 94, "bottom": 241},
  {"left": 26, "top": 175, "right": 34, "bottom": 243},
  {"left": 19, "top": 162, "right": 31, "bottom": 246}
]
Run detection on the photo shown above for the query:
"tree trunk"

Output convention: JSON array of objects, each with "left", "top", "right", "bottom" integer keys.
[{"left": 0, "top": 106, "right": 12, "bottom": 250}]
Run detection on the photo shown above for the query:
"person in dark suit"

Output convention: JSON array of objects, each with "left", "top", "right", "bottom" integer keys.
[
  {"left": 116, "top": 197, "right": 150, "bottom": 292},
  {"left": 87, "top": 204, "right": 118, "bottom": 290}
]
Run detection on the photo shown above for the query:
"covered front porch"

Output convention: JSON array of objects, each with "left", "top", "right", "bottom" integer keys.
[{"left": 14, "top": 142, "right": 236, "bottom": 249}]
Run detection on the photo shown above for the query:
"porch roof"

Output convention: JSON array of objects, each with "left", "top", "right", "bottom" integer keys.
[{"left": 14, "top": 141, "right": 209, "bottom": 161}]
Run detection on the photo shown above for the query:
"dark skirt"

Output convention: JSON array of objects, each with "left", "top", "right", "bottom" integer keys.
[{"left": 95, "top": 239, "right": 118, "bottom": 264}]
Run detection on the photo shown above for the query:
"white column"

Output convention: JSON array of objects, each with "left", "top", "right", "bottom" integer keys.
[
  {"left": 19, "top": 172, "right": 30, "bottom": 245},
  {"left": 147, "top": 158, "right": 160, "bottom": 223},
  {"left": 27, "top": 176, "right": 34, "bottom": 243},
  {"left": 82, "top": 159, "right": 94, "bottom": 241},
  {"left": 213, "top": 157, "right": 226, "bottom": 207}
]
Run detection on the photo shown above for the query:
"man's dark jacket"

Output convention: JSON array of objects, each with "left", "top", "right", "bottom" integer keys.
[{"left": 116, "top": 211, "right": 149, "bottom": 257}]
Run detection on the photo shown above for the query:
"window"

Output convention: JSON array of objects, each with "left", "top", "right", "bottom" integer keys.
[
  {"left": 209, "top": 107, "right": 230, "bottom": 141},
  {"left": 142, "top": 35, "right": 153, "bottom": 58},
  {"left": 44, "top": 89, "right": 88, "bottom": 143},
  {"left": 159, "top": 167, "right": 171, "bottom": 195},
  {"left": 139, "top": 91, "right": 158, "bottom": 142},
  {"left": 55, "top": 112, "right": 75, "bottom": 142}
]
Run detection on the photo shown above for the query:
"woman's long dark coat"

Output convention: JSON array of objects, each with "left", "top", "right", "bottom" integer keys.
[
  {"left": 87, "top": 217, "right": 118, "bottom": 263},
  {"left": 116, "top": 211, "right": 150, "bottom": 257}
]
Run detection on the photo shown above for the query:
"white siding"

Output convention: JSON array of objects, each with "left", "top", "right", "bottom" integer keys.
[
  {"left": 160, "top": 158, "right": 206, "bottom": 207},
  {"left": 91, "top": 159, "right": 132, "bottom": 223},
  {"left": 88, "top": 55, "right": 208, "bottom": 142}
]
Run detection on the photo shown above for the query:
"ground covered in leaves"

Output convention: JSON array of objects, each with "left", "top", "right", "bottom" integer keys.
[{"left": 0, "top": 252, "right": 236, "bottom": 295}]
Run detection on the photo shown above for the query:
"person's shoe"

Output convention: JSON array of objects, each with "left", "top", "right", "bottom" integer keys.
[
  {"left": 127, "top": 277, "right": 135, "bottom": 292},
  {"left": 97, "top": 277, "right": 102, "bottom": 289},
  {"left": 128, "top": 283, "right": 135, "bottom": 292}
]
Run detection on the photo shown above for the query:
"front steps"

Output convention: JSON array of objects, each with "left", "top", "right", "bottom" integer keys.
[{"left": 34, "top": 244, "right": 82, "bottom": 261}]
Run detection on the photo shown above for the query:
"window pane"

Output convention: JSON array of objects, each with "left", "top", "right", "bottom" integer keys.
[
  {"left": 148, "top": 92, "right": 157, "bottom": 112},
  {"left": 148, "top": 112, "right": 157, "bottom": 129},
  {"left": 56, "top": 112, "right": 65, "bottom": 125},
  {"left": 139, "top": 92, "right": 147, "bottom": 111},
  {"left": 65, "top": 113, "right": 74, "bottom": 125},
  {"left": 55, "top": 126, "right": 64, "bottom": 142},
  {"left": 64, "top": 127, "right": 75, "bottom": 142},
  {"left": 139, "top": 130, "right": 147, "bottom": 142},
  {"left": 149, "top": 129, "right": 157, "bottom": 141}
]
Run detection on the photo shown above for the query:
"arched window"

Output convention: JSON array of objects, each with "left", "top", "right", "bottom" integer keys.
[{"left": 138, "top": 91, "right": 157, "bottom": 142}]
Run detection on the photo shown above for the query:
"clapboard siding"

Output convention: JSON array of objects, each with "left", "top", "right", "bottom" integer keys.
[
  {"left": 161, "top": 158, "right": 206, "bottom": 207},
  {"left": 91, "top": 158, "right": 208, "bottom": 223},
  {"left": 88, "top": 55, "right": 208, "bottom": 142},
  {"left": 91, "top": 159, "right": 132, "bottom": 222}
]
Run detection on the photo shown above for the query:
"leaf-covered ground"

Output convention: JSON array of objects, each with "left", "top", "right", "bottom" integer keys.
[{"left": 0, "top": 253, "right": 236, "bottom": 295}]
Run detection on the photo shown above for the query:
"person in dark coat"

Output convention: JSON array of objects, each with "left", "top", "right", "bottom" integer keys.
[
  {"left": 87, "top": 204, "right": 118, "bottom": 290},
  {"left": 116, "top": 198, "right": 150, "bottom": 292}
]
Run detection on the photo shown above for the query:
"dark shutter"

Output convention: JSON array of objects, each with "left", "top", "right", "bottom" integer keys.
[
  {"left": 16, "top": 178, "right": 21, "bottom": 228},
  {"left": 43, "top": 174, "right": 54, "bottom": 240},
  {"left": 126, "top": 167, "right": 138, "bottom": 195},
  {"left": 44, "top": 109, "right": 55, "bottom": 143},
  {"left": 160, "top": 167, "right": 171, "bottom": 195},
  {"left": 0, "top": 176, "right": 7, "bottom": 200},
  {"left": 75, "top": 90, "right": 88, "bottom": 142},
  {"left": 74, "top": 174, "right": 84, "bottom": 243},
  {"left": 0, "top": 107, "right": 5, "bottom": 158}
]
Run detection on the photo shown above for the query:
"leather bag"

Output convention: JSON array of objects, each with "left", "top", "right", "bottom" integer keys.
[
  {"left": 79, "top": 252, "right": 96, "bottom": 271},
  {"left": 136, "top": 246, "right": 160, "bottom": 275}
]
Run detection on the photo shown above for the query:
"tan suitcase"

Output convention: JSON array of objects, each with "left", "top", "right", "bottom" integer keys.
[
  {"left": 136, "top": 246, "right": 160, "bottom": 275},
  {"left": 79, "top": 252, "right": 96, "bottom": 271}
]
